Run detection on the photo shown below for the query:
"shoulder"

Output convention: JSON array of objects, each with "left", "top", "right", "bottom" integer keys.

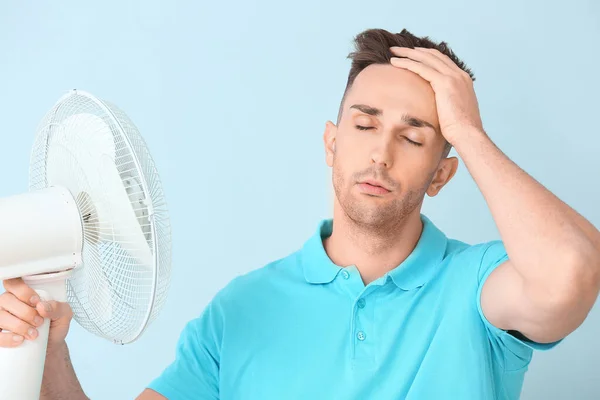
[
  {"left": 183, "top": 249, "right": 304, "bottom": 338},
  {"left": 442, "top": 237, "right": 507, "bottom": 281},
  {"left": 211, "top": 248, "right": 305, "bottom": 311}
]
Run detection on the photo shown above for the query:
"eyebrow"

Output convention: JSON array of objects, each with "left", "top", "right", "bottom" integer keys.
[{"left": 349, "top": 104, "right": 438, "bottom": 132}]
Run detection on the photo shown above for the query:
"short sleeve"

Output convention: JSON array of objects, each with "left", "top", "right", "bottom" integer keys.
[
  {"left": 147, "top": 299, "right": 223, "bottom": 399},
  {"left": 476, "top": 240, "right": 562, "bottom": 369}
]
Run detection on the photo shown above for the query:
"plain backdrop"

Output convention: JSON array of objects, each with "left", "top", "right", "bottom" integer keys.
[{"left": 1, "top": 0, "right": 599, "bottom": 398}]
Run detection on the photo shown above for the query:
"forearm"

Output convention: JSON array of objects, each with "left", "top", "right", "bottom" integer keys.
[
  {"left": 452, "top": 127, "right": 600, "bottom": 294},
  {"left": 41, "top": 341, "right": 88, "bottom": 400}
]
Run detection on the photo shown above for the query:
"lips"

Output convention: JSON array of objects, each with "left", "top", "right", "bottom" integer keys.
[
  {"left": 361, "top": 179, "right": 390, "bottom": 191},
  {"left": 357, "top": 180, "right": 391, "bottom": 195}
]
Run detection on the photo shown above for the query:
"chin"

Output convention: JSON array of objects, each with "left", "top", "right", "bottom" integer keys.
[
  {"left": 345, "top": 190, "right": 422, "bottom": 224},
  {"left": 345, "top": 201, "right": 401, "bottom": 226}
]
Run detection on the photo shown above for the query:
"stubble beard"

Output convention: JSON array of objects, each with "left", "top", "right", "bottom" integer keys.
[{"left": 332, "top": 165, "right": 429, "bottom": 237}]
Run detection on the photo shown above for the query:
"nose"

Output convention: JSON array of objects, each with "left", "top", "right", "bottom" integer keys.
[{"left": 370, "top": 138, "right": 393, "bottom": 169}]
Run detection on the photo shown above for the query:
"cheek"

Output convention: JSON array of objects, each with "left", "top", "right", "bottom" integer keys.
[
  {"left": 332, "top": 156, "right": 348, "bottom": 182},
  {"left": 391, "top": 153, "right": 437, "bottom": 186},
  {"left": 332, "top": 156, "right": 357, "bottom": 191},
  {"left": 347, "top": 133, "right": 375, "bottom": 155},
  {"left": 335, "top": 137, "right": 372, "bottom": 169}
]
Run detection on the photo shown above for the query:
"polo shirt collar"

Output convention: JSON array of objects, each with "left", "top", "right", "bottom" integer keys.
[
  {"left": 300, "top": 215, "right": 448, "bottom": 290},
  {"left": 301, "top": 219, "right": 341, "bottom": 284},
  {"left": 388, "top": 215, "right": 448, "bottom": 290}
]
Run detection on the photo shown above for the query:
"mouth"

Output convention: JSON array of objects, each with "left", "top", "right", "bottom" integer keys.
[{"left": 357, "top": 179, "right": 392, "bottom": 195}]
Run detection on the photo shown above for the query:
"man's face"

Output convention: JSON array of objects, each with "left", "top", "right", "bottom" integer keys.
[{"left": 324, "top": 63, "right": 457, "bottom": 231}]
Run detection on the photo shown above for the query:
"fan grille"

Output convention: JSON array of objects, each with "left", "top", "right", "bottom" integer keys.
[{"left": 29, "top": 90, "right": 172, "bottom": 344}]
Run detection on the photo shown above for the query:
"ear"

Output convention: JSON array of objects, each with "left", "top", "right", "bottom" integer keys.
[
  {"left": 323, "top": 120, "right": 337, "bottom": 168},
  {"left": 426, "top": 156, "right": 459, "bottom": 197}
]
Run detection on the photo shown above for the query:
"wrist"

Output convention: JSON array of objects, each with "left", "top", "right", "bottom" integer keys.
[
  {"left": 41, "top": 340, "right": 87, "bottom": 400},
  {"left": 46, "top": 339, "right": 67, "bottom": 358},
  {"left": 444, "top": 125, "right": 488, "bottom": 150}
]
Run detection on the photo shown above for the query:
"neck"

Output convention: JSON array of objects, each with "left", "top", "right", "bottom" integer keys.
[{"left": 323, "top": 208, "right": 424, "bottom": 285}]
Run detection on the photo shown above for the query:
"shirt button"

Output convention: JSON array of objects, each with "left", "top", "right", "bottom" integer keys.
[
  {"left": 341, "top": 270, "right": 350, "bottom": 279},
  {"left": 357, "top": 331, "right": 366, "bottom": 341},
  {"left": 357, "top": 298, "right": 366, "bottom": 309}
]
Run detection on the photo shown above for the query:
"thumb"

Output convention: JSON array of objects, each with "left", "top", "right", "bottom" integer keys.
[{"left": 36, "top": 301, "right": 73, "bottom": 322}]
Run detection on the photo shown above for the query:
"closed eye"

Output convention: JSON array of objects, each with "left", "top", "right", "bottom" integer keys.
[
  {"left": 405, "top": 138, "right": 423, "bottom": 147},
  {"left": 356, "top": 125, "right": 423, "bottom": 147}
]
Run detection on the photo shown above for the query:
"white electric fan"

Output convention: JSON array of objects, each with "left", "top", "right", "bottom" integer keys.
[{"left": 0, "top": 90, "right": 172, "bottom": 400}]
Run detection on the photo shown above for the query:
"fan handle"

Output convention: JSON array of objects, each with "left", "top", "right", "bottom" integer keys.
[{"left": 0, "top": 270, "right": 72, "bottom": 400}]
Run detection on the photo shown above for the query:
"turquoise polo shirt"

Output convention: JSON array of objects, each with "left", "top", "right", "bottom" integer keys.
[{"left": 148, "top": 215, "right": 560, "bottom": 399}]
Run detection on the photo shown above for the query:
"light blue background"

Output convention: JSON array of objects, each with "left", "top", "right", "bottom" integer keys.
[{"left": 1, "top": 1, "right": 599, "bottom": 398}]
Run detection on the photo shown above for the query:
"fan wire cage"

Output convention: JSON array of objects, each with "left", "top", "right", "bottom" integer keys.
[{"left": 28, "top": 90, "right": 172, "bottom": 344}]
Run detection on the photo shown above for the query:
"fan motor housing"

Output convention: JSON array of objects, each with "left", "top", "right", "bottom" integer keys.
[{"left": 0, "top": 186, "right": 83, "bottom": 280}]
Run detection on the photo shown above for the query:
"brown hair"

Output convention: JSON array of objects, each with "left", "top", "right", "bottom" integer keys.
[{"left": 337, "top": 28, "right": 475, "bottom": 156}]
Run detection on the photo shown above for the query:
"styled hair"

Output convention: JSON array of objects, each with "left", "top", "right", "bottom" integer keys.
[{"left": 338, "top": 28, "right": 475, "bottom": 156}]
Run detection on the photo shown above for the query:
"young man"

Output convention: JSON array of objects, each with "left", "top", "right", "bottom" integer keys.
[{"left": 2, "top": 28, "right": 599, "bottom": 400}]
